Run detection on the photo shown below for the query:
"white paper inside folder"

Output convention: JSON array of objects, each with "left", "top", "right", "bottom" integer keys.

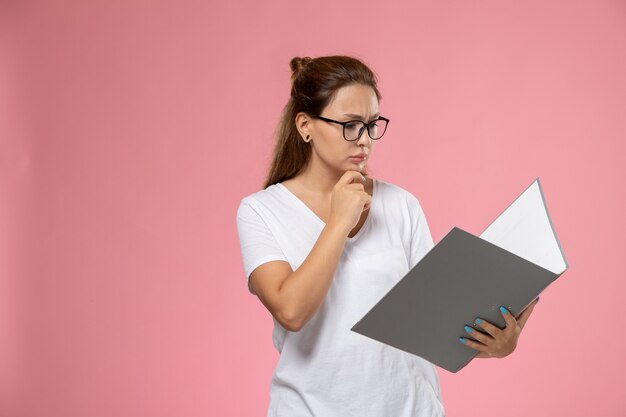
[{"left": 479, "top": 178, "right": 568, "bottom": 275}]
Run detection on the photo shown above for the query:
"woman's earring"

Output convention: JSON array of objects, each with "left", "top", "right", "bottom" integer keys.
[{"left": 304, "top": 134, "right": 311, "bottom": 142}]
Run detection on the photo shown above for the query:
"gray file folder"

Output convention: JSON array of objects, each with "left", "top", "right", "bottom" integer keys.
[{"left": 351, "top": 178, "right": 568, "bottom": 373}]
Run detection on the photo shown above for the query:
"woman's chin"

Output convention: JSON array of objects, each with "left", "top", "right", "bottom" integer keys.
[{"left": 350, "top": 160, "right": 367, "bottom": 169}]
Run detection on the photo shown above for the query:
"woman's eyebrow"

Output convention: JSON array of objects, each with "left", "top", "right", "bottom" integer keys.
[{"left": 343, "top": 112, "right": 380, "bottom": 120}]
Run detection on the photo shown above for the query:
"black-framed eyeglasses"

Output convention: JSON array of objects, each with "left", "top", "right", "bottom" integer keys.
[{"left": 313, "top": 115, "right": 390, "bottom": 141}]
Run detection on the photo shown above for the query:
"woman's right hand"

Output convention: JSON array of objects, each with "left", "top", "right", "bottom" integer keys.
[{"left": 328, "top": 170, "right": 372, "bottom": 235}]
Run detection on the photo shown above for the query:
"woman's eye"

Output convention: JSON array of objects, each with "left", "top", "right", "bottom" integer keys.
[{"left": 345, "top": 122, "right": 360, "bottom": 130}]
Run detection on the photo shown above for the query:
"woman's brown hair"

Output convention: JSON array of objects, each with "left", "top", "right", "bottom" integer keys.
[{"left": 262, "top": 55, "right": 382, "bottom": 189}]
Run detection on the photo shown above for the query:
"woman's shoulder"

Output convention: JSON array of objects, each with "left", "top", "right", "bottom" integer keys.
[
  {"left": 375, "top": 178, "right": 423, "bottom": 207},
  {"left": 239, "top": 183, "right": 284, "bottom": 206}
]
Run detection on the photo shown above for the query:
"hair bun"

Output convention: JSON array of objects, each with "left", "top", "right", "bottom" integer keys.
[{"left": 289, "top": 56, "right": 313, "bottom": 79}]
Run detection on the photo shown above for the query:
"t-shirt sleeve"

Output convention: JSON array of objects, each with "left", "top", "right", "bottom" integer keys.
[
  {"left": 406, "top": 193, "right": 435, "bottom": 270},
  {"left": 236, "top": 199, "right": 289, "bottom": 293}
]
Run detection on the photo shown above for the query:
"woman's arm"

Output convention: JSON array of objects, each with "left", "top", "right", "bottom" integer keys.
[
  {"left": 250, "top": 220, "right": 349, "bottom": 332},
  {"left": 249, "top": 171, "right": 370, "bottom": 332}
]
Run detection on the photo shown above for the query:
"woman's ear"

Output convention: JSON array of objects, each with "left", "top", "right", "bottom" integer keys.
[{"left": 295, "top": 112, "right": 311, "bottom": 140}]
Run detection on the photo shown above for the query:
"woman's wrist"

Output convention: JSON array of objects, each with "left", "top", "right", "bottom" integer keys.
[{"left": 325, "top": 219, "right": 351, "bottom": 238}]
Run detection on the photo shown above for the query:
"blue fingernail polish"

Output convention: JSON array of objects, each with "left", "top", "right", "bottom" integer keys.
[
  {"left": 475, "top": 318, "right": 482, "bottom": 324},
  {"left": 464, "top": 325, "right": 473, "bottom": 334},
  {"left": 459, "top": 337, "right": 467, "bottom": 344},
  {"left": 500, "top": 306, "right": 508, "bottom": 314}
]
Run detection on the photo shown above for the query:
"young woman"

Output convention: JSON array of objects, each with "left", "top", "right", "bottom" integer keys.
[{"left": 236, "top": 55, "right": 538, "bottom": 417}]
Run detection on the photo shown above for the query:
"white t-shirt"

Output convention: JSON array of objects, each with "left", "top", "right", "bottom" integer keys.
[{"left": 236, "top": 177, "right": 445, "bottom": 417}]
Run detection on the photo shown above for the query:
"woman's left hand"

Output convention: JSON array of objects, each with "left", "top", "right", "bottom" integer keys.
[{"left": 459, "top": 298, "right": 540, "bottom": 359}]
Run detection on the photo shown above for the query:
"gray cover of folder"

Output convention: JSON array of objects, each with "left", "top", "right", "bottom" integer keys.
[{"left": 351, "top": 178, "right": 568, "bottom": 373}]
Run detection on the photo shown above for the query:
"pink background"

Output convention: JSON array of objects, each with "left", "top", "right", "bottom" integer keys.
[{"left": 1, "top": 0, "right": 625, "bottom": 416}]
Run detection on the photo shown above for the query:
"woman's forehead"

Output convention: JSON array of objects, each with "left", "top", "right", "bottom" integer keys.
[{"left": 326, "top": 84, "right": 379, "bottom": 116}]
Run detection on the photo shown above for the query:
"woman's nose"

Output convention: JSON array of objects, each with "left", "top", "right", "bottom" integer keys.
[{"left": 356, "top": 127, "right": 373, "bottom": 145}]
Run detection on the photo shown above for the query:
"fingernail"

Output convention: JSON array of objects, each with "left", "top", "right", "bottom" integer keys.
[
  {"left": 464, "top": 325, "right": 473, "bottom": 334},
  {"left": 475, "top": 318, "right": 482, "bottom": 325},
  {"left": 500, "top": 306, "right": 508, "bottom": 314},
  {"left": 459, "top": 337, "right": 467, "bottom": 344}
]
